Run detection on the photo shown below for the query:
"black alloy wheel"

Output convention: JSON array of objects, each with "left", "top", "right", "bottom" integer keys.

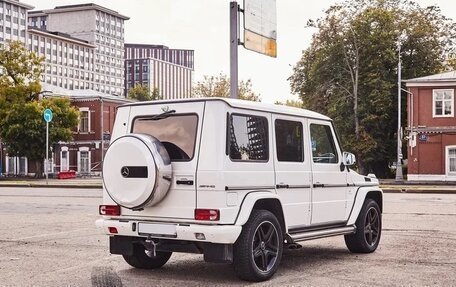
[
  {"left": 364, "top": 206, "right": 380, "bottom": 247},
  {"left": 233, "top": 209, "right": 283, "bottom": 282},
  {"left": 345, "top": 198, "right": 382, "bottom": 253},
  {"left": 252, "top": 221, "right": 280, "bottom": 272}
]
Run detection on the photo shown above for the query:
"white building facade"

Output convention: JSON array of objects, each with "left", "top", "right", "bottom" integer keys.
[
  {"left": 0, "top": 0, "right": 32, "bottom": 43},
  {"left": 28, "top": 4, "right": 129, "bottom": 96},
  {"left": 27, "top": 28, "right": 96, "bottom": 90}
]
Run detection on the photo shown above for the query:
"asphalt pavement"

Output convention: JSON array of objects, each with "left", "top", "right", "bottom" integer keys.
[{"left": 0, "top": 187, "right": 455, "bottom": 286}]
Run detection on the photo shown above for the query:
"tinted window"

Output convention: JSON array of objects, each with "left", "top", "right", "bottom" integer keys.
[
  {"left": 275, "top": 119, "right": 303, "bottom": 162},
  {"left": 229, "top": 114, "right": 268, "bottom": 161},
  {"left": 310, "top": 124, "right": 338, "bottom": 163},
  {"left": 133, "top": 115, "right": 198, "bottom": 161}
]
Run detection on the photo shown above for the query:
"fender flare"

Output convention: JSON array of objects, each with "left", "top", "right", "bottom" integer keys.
[
  {"left": 234, "top": 191, "right": 286, "bottom": 229},
  {"left": 347, "top": 186, "right": 383, "bottom": 225}
]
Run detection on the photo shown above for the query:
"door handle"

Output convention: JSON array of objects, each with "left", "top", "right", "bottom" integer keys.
[
  {"left": 313, "top": 183, "right": 325, "bottom": 188},
  {"left": 176, "top": 180, "right": 194, "bottom": 185},
  {"left": 276, "top": 184, "right": 289, "bottom": 189}
]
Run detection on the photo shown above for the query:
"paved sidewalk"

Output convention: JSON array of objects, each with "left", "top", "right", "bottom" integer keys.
[
  {"left": 0, "top": 178, "right": 102, "bottom": 189},
  {"left": 1, "top": 177, "right": 456, "bottom": 193}
]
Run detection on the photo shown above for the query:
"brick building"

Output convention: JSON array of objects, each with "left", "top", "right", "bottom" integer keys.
[{"left": 405, "top": 71, "right": 456, "bottom": 181}]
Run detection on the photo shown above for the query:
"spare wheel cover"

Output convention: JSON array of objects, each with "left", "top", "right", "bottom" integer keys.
[{"left": 103, "top": 134, "right": 172, "bottom": 209}]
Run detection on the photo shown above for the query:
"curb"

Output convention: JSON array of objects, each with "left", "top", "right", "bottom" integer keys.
[{"left": 0, "top": 183, "right": 102, "bottom": 189}]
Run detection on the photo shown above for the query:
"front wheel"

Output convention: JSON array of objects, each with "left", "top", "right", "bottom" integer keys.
[
  {"left": 122, "top": 244, "right": 172, "bottom": 269},
  {"left": 345, "top": 199, "right": 382, "bottom": 253},
  {"left": 233, "top": 209, "right": 283, "bottom": 282}
]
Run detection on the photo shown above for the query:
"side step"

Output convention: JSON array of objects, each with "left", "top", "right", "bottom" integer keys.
[{"left": 289, "top": 225, "right": 356, "bottom": 242}]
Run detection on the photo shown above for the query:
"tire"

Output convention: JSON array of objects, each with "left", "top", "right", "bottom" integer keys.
[
  {"left": 233, "top": 209, "right": 283, "bottom": 282},
  {"left": 345, "top": 198, "right": 382, "bottom": 253},
  {"left": 122, "top": 244, "right": 172, "bottom": 269}
]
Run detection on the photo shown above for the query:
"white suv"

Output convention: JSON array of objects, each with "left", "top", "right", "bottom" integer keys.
[{"left": 96, "top": 98, "right": 382, "bottom": 282}]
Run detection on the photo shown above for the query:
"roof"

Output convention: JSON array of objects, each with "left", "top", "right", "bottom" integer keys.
[
  {"left": 4, "top": 0, "right": 34, "bottom": 10},
  {"left": 125, "top": 43, "right": 194, "bottom": 52},
  {"left": 28, "top": 27, "right": 96, "bottom": 47},
  {"left": 40, "top": 83, "right": 132, "bottom": 104},
  {"left": 121, "top": 97, "right": 331, "bottom": 121},
  {"left": 44, "top": 3, "right": 129, "bottom": 20},
  {"left": 404, "top": 71, "right": 456, "bottom": 87}
]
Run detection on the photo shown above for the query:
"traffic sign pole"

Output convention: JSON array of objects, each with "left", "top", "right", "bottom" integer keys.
[
  {"left": 43, "top": 109, "right": 53, "bottom": 185},
  {"left": 46, "top": 121, "right": 49, "bottom": 185}
]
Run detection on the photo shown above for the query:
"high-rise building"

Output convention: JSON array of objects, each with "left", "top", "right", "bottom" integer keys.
[
  {"left": 0, "top": 0, "right": 33, "bottom": 43},
  {"left": 29, "top": 3, "right": 129, "bottom": 96},
  {"left": 124, "top": 44, "right": 194, "bottom": 99}
]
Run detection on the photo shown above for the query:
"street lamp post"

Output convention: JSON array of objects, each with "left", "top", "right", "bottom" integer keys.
[{"left": 396, "top": 37, "right": 404, "bottom": 182}]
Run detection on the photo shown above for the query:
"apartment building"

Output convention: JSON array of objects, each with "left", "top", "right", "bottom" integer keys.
[
  {"left": 29, "top": 3, "right": 129, "bottom": 96},
  {"left": 0, "top": 0, "right": 33, "bottom": 43},
  {"left": 124, "top": 44, "right": 194, "bottom": 99},
  {"left": 27, "top": 27, "right": 96, "bottom": 90}
]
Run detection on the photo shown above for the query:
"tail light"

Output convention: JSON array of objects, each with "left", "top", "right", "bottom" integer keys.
[
  {"left": 195, "top": 209, "right": 220, "bottom": 221},
  {"left": 108, "top": 227, "right": 118, "bottom": 234},
  {"left": 99, "top": 205, "right": 121, "bottom": 216}
]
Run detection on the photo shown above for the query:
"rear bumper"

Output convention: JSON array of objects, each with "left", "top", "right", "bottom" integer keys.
[{"left": 95, "top": 218, "right": 242, "bottom": 244}]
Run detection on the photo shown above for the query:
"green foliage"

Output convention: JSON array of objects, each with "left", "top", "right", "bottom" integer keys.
[
  {"left": 128, "top": 84, "right": 162, "bottom": 101},
  {"left": 275, "top": 99, "right": 304, "bottom": 108},
  {"left": 0, "top": 97, "right": 79, "bottom": 161},
  {"left": 0, "top": 41, "right": 79, "bottom": 176},
  {"left": 289, "top": 0, "right": 456, "bottom": 176},
  {"left": 193, "top": 73, "right": 261, "bottom": 102}
]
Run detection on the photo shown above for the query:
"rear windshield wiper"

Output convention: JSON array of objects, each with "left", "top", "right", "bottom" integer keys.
[{"left": 148, "top": 109, "right": 176, "bottom": 120}]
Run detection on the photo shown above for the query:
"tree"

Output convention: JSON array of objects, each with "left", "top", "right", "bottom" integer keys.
[
  {"left": 275, "top": 99, "right": 303, "bottom": 108},
  {"left": 289, "top": 0, "right": 456, "bottom": 177},
  {"left": 0, "top": 41, "right": 79, "bottom": 177},
  {"left": 193, "top": 73, "right": 261, "bottom": 101},
  {"left": 0, "top": 98, "right": 79, "bottom": 175},
  {"left": 128, "top": 84, "right": 162, "bottom": 101}
]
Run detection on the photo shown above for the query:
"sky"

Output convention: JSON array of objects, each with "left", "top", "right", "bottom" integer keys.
[{"left": 25, "top": 0, "right": 456, "bottom": 103}]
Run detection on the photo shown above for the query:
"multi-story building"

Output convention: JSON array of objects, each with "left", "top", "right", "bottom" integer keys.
[
  {"left": 124, "top": 44, "right": 194, "bottom": 99},
  {"left": 27, "top": 27, "right": 96, "bottom": 90},
  {"left": 125, "top": 43, "right": 194, "bottom": 69},
  {"left": 405, "top": 71, "right": 456, "bottom": 181},
  {"left": 125, "top": 57, "right": 193, "bottom": 100},
  {"left": 0, "top": 0, "right": 33, "bottom": 43},
  {"left": 29, "top": 3, "right": 129, "bottom": 96}
]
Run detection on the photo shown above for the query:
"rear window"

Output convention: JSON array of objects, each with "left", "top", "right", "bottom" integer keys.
[{"left": 132, "top": 114, "right": 198, "bottom": 161}]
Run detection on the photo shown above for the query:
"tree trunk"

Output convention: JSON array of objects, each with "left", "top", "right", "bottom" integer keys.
[{"left": 33, "top": 159, "right": 43, "bottom": 178}]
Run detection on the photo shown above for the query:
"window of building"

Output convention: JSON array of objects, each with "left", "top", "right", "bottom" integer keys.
[
  {"left": 447, "top": 146, "right": 456, "bottom": 175},
  {"left": 60, "top": 147, "right": 69, "bottom": 172},
  {"left": 79, "top": 108, "right": 90, "bottom": 133},
  {"left": 133, "top": 114, "right": 198, "bottom": 161},
  {"left": 275, "top": 119, "right": 303, "bottom": 162},
  {"left": 433, "top": 89, "right": 454, "bottom": 117},
  {"left": 78, "top": 148, "right": 90, "bottom": 174},
  {"left": 310, "top": 124, "right": 338, "bottom": 164},
  {"left": 228, "top": 114, "right": 268, "bottom": 161}
]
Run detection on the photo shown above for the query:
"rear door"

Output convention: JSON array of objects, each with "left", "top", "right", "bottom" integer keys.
[
  {"left": 273, "top": 115, "right": 312, "bottom": 228},
  {"left": 121, "top": 101, "right": 205, "bottom": 220},
  {"left": 308, "top": 120, "right": 349, "bottom": 225}
]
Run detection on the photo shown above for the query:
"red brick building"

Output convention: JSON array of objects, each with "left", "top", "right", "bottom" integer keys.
[
  {"left": 0, "top": 86, "right": 131, "bottom": 177},
  {"left": 405, "top": 71, "right": 456, "bottom": 181}
]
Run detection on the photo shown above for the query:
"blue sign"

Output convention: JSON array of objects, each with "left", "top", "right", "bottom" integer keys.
[
  {"left": 418, "top": 134, "right": 428, "bottom": 141},
  {"left": 43, "top": 108, "right": 53, "bottom": 123}
]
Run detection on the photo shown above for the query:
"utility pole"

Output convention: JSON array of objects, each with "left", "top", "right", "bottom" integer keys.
[
  {"left": 396, "top": 37, "right": 404, "bottom": 182},
  {"left": 230, "top": 1, "right": 239, "bottom": 99}
]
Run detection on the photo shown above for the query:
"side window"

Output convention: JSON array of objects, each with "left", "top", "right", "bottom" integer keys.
[
  {"left": 229, "top": 114, "right": 268, "bottom": 161},
  {"left": 310, "top": 124, "right": 338, "bottom": 163},
  {"left": 275, "top": 119, "right": 303, "bottom": 162}
]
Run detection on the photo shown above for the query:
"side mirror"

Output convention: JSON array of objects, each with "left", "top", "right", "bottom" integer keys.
[{"left": 342, "top": 152, "right": 356, "bottom": 166}]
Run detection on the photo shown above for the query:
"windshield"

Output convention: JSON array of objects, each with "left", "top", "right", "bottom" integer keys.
[{"left": 132, "top": 114, "right": 198, "bottom": 161}]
